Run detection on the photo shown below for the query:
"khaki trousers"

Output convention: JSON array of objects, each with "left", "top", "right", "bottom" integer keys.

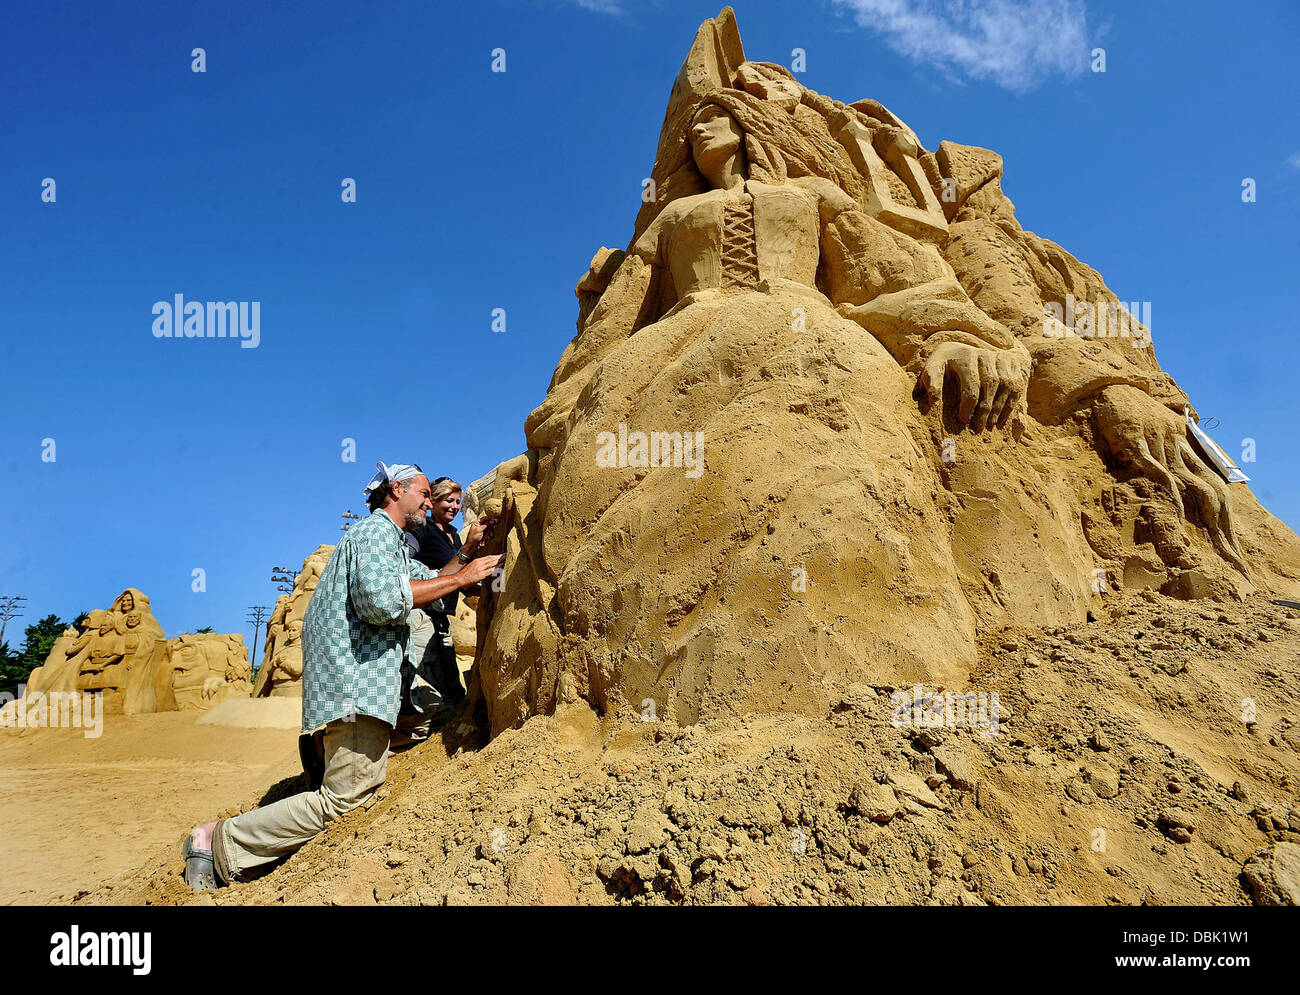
[{"left": 214, "top": 714, "right": 390, "bottom": 884}]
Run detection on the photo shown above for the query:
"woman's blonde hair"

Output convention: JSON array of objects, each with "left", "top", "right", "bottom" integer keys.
[{"left": 430, "top": 477, "right": 462, "bottom": 503}]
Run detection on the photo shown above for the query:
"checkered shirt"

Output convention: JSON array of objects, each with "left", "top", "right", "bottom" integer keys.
[{"left": 301, "top": 508, "right": 434, "bottom": 731}]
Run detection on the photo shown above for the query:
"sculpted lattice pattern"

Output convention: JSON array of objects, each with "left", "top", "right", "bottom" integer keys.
[{"left": 720, "top": 197, "right": 759, "bottom": 289}]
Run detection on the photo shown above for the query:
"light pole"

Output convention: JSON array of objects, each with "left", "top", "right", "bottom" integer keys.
[
  {"left": 246, "top": 605, "right": 270, "bottom": 670},
  {"left": 341, "top": 509, "right": 361, "bottom": 532},
  {"left": 0, "top": 596, "right": 26, "bottom": 648},
  {"left": 270, "top": 567, "right": 299, "bottom": 594}
]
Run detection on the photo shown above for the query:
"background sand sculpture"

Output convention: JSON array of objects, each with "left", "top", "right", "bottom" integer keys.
[
  {"left": 24, "top": 589, "right": 173, "bottom": 714},
  {"left": 470, "top": 7, "right": 1300, "bottom": 736},
  {"left": 253, "top": 544, "right": 332, "bottom": 698},
  {"left": 19, "top": 589, "right": 256, "bottom": 714},
  {"left": 167, "top": 633, "right": 253, "bottom": 710}
]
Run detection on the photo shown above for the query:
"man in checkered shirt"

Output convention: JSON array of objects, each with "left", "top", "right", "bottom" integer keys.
[{"left": 182, "top": 462, "right": 501, "bottom": 890}]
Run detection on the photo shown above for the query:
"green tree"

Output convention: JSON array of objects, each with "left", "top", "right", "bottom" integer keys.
[
  {"left": 194, "top": 626, "right": 214, "bottom": 634},
  {"left": 17, "top": 613, "right": 68, "bottom": 676},
  {"left": 0, "top": 640, "right": 19, "bottom": 690}
]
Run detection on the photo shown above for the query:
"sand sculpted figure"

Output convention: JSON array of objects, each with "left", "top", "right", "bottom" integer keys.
[
  {"left": 23, "top": 588, "right": 172, "bottom": 714},
  {"left": 168, "top": 633, "right": 253, "bottom": 709},
  {"left": 487, "top": 11, "right": 1300, "bottom": 735},
  {"left": 253, "top": 545, "right": 332, "bottom": 698},
  {"left": 470, "top": 9, "right": 1300, "bottom": 735}
]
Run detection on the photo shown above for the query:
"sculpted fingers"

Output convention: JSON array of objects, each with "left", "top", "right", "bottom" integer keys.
[
  {"left": 952, "top": 350, "right": 982, "bottom": 425},
  {"left": 919, "top": 343, "right": 1026, "bottom": 432},
  {"left": 1135, "top": 433, "right": 1184, "bottom": 517},
  {"left": 969, "top": 350, "right": 999, "bottom": 431},
  {"left": 1177, "top": 440, "right": 1248, "bottom": 572},
  {"left": 989, "top": 352, "right": 1014, "bottom": 426},
  {"left": 923, "top": 345, "right": 981, "bottom": 425},
  {"left": 1169, "top": 442, "right": 1220, "bottom": 530},
  {"left": 989, "top": 381, "right": 1013, "bottom": 429},
  {"left": 918, "top": 348, "right": 949, "bottom": 404}
]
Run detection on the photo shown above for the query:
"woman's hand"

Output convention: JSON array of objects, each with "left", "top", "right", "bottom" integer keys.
[{"left": 462, "top": 516, "right": 493, "bottom": 554}]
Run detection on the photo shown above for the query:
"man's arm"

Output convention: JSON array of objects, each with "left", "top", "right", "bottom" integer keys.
[{"left": 410, "top": 554, "right": 501, "bottom": 609}]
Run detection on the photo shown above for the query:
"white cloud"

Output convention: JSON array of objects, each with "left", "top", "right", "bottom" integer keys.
[
  {"left": 573, "top": 0, "right": 622, "bottom": 12},
  {"left": 1287, "top": 152, "right": 1300, "bottom": 169},
  {"left": 834, "top": 0, "right": 1091, "bottom": 91}
]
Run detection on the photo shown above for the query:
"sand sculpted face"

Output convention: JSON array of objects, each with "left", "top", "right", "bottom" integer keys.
[
  {"left": 689, "top": 104, "right": 744, "bottom": 186},
  {"left": 469, "top": 10, "right": 1300, "bottom": 736}
]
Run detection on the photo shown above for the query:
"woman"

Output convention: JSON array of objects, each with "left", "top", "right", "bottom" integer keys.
[{"left": 407, "top": 477, "right": 484, "bottom": 706}]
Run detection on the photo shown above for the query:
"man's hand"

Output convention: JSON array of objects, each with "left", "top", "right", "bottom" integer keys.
[
  {"left": 916, "top": 342, "right": 1028, "bottom": 431},
  {"left": 458, "top": 554, "right": 503, "bottom": 588}
]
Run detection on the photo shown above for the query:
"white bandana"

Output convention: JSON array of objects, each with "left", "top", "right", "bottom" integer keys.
[{"left": 363, "top": 461, "right": 422, "bottom": 497}]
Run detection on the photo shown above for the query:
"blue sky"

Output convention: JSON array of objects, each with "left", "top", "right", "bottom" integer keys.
[{"left": 1, "top": 0, "right": 1297, "bottom": 648}]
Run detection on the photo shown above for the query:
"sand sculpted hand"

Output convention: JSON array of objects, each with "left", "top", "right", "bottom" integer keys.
[
  {"left": 1094, "top": 385, "right": 1246, "bottom": 575},
  {"left": 916, "top": 342, "right": 1028, "bottom": 432}
]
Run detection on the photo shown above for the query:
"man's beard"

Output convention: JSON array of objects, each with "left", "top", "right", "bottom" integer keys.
[{"left": 404, "top": 510, "right": 425, "bottom": 530}]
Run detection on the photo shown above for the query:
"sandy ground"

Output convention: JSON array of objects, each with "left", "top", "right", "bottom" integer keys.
[{"left": 0, "top": 706, "right": 301, "bottom": 904}]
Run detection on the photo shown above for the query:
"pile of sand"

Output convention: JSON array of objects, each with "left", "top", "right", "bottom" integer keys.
[{"left": 83, "top": 591, "right": 1299, "bottom": 906}]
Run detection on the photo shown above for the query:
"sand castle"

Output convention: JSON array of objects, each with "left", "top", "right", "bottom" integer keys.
[{"left": 470, "top": 7, "right": 1300, "bottom": 736}]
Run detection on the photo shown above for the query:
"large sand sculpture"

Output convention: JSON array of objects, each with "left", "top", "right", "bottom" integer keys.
[
  {"left": 167, "top": 633, "right": 253, "bottom": 710},
  {"left": 472, "top": 7, "right": 1300, "bottom": 736}
]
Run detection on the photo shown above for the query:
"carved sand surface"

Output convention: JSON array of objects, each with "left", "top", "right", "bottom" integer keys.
[{"left": 51, "top": 8, "right": 1300, "bottom": 905}]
